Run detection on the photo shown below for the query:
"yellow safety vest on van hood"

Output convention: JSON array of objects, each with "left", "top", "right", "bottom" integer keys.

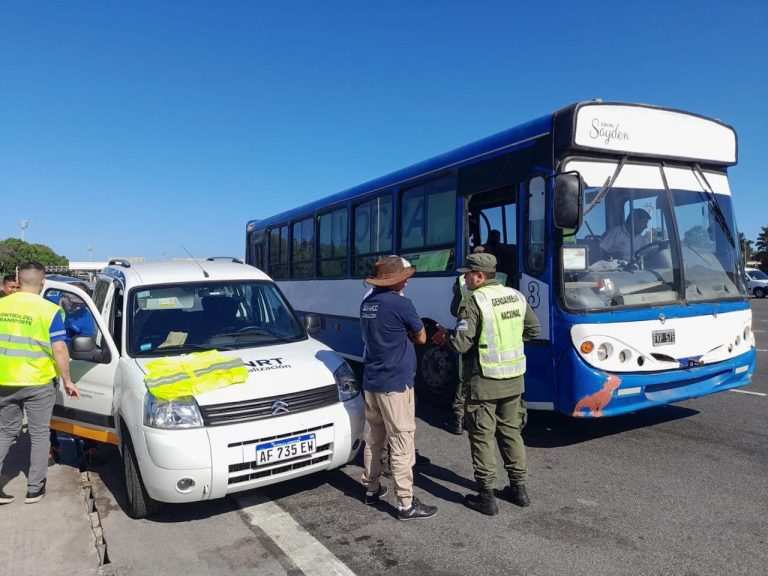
[
  {"left": 0, "top": 292, "right": 61, "bottom": 386},
  {"left": 143, "top": 350, "right": 248, "bottom": 400},
  {"left": 472, "top": 284, "right": 527, "bottom": 380}
]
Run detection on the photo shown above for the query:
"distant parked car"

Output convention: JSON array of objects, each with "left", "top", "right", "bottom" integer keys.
[{"left": 745, "top": 267, "right": 768, "bottom": 298}]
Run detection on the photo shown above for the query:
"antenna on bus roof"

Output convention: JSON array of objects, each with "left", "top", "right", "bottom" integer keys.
[{"left": 181, "top": 245, "right": 210, "bottom": 278}]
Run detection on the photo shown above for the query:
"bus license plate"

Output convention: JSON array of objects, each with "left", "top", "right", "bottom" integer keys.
[
  {"left": 652, "top": 329, "right": 675, "bottom": 346},
  {"left": 256, "top": 434, "right": 316, "bottom": 466}
]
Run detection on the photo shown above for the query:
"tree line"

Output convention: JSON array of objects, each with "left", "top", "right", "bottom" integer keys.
[
  {"left": 740, "top": 225, "right": 768, "bottom": 271},
  {"left": 0, "top": 238, "right": 68, "bottom": 276}
]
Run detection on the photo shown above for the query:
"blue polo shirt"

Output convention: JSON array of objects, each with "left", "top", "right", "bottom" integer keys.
[{"left": 360, "top": 288, "right": 423, "bottom": 393}]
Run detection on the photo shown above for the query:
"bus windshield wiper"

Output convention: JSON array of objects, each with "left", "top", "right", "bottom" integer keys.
[
  {"left": 584, "top": 156, "right": 628, "bottom": 217},
  {"left": 692, "top": 164, "right": 735, "bottom": 246}
]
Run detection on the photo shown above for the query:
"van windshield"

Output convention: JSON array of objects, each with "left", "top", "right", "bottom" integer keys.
[{"left": 128, "top": 281, "right": 305, "bottom": 356}]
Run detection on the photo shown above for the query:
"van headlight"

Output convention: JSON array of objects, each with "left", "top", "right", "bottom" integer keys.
[
  {"left": 143, "top": 393, "right": 204, "bottom": 429},
  {"left": 334, "top": 362, "right": 360, "bottom": 402}
]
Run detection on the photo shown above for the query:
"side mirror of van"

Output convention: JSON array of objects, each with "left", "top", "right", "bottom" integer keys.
[
  {"left": 303, "top": 314, "right": 321, "bottom": 335},
  {"left": 70, "top": 335, "right": 111, "bottom": 363},
  {"left": 553, "top": 172, "right": 583, "bottom": 231}
]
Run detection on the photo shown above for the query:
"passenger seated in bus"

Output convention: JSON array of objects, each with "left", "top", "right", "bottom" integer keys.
[
  {"left": 483, "top": 230, "right": 516, "bottom": 286},
  {"left": 599, "top": 209, "right": 651, "bottom": 261}
]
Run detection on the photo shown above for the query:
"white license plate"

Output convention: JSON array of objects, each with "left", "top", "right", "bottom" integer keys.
[
  {"left": 256, "top": 434, "right": 316, "bottom": 466},
  {"left": 652, "top": 329, "right": 675, "bottom": 346}
]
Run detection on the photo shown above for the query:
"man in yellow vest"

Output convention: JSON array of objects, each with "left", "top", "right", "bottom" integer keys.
[
  {"left": 0, "top": 262, "right": 80, "bottom": 505},
  {"left": 433, "top": 253, "right": 540, "bottom": 515}
]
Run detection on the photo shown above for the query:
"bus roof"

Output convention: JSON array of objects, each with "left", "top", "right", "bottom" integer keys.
[
  {"left": 249, "top": 111, "right": 554, "bottom": 230},
  {"left": 248, "top": 100, "right": 736, "bottom": 230}
]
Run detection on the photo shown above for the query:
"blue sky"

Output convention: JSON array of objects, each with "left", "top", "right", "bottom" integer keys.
[{"left": 1, "top": 0, "right": 766, "bottom": 261}]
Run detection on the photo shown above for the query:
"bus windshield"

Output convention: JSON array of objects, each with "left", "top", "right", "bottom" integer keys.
[
  {"left": 129, "top": 281, "right": 305, "bottom": 356},
  {"left": 561, "top": 160, "right": 746, "bottom": 311}
]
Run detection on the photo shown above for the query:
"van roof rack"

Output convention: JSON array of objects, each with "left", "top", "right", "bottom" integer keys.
[
  {"left": 108, "top": 259, "right": 131, "bottom": 268},
  {"left": 206, "top": 257, "right": 243, "bottom": 263}
]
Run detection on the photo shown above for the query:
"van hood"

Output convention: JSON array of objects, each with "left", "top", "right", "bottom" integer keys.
[{"left": 133, "top": 339, "right": 345, "bottom": 406}]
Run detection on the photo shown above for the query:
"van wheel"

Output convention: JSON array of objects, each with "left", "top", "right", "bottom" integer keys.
[
  {"left": 122, "top": 435, "right": 160, "bottom": 519},
  {"left": 754, "top": 287, "right": 766, "bottom": 298},
  {"left": 416, "top": 343, "right": 457, "bottom": 405}
]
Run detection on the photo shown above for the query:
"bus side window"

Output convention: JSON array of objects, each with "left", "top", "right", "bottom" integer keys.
[
  {"left": 526, "top": 177, "right": 546, "bottom": 275},
  {"left": 268, "top": 225, "right": 289, "bottom": 280},
  {"left": 291, "top": 217, "right": 315, "bottom": 279},
  {"left": 353, "top": 194, "right": 393, "bottom": 276}
]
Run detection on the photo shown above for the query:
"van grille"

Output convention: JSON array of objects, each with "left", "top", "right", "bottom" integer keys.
[{"left": 200, "top": 384, "right": 339, "bottom": 426}]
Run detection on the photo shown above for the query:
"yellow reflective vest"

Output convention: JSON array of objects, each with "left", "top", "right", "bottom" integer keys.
[
  {"left": 0, "top": 292, "right": 61, "bottom": 386},
  {"left": 472, "top": 284, "right": 527, "bottom": 379},
  {"left": 143, "top": 350, "right": 249, "bottom": 400}
]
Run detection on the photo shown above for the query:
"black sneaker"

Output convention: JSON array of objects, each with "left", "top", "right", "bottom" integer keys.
[
  {"left": 25, "top": 480, "right": 46, "bottom": 504},
  {"left": 397, "top": 497, "right": 438, "bottom": 521},
  {"left": 364, "top": 485, "right": 388, "bottom": 505},
  {"left": 502, "top": 484, "right": 531, "bottom": 507},
  {"left": 0, "top": 490, "right": 15, "bottom": 505}
]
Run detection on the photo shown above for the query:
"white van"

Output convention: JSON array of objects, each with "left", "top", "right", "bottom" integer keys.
[
  {"left": 45, "top": 259, "right": 364, "bottom": 518},
  {"left": 745, "top": 267, "right": 768, "bottom": 298}
]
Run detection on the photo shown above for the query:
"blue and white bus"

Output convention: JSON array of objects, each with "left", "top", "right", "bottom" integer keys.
[{"left": 246, "top": 101, "right": 756, "bottom": 417}]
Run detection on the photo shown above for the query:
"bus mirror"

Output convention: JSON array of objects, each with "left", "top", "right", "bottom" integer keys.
[{"left": 553, "top": 172, "right": 583, "bottom": 231}]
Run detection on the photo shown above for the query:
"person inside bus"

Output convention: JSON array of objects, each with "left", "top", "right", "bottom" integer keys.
[{"left": 599, "top": 208, "right": 651, "bottom": 261}]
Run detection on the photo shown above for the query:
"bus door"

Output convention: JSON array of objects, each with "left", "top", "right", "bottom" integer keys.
[
  {"left": 467, "top": 187, "right": 518, "bottom": 289},
  {"left": 520, "top": 175, "right": 555, "bottom": 409}
]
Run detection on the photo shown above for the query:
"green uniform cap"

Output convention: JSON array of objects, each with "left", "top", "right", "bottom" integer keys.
[{"left": 458, "top": 253, "right": 497, "bottom": 273}]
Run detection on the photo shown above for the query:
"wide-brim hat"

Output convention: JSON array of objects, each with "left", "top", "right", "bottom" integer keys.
[{"left": 365, "top": 256, "right": 416, "bottom": 287}]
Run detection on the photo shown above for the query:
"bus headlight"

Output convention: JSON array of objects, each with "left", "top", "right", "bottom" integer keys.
[
  {"left": 143, "top": 393, "right": 204, "bottom": 429},
  {"left": 334, "top": 362, "right": 360, "bottom": 402},
  {"left": 597, "top": 343, "right": 613, "bottom": 361}
]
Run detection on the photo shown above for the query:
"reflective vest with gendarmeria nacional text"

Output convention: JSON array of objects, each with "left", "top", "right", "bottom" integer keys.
[
  {"left": 0, "top": 292, "right": 60, "bottom": 386},
  {"left": 472, "top": 283, "right": 527, "bottom": 380}
]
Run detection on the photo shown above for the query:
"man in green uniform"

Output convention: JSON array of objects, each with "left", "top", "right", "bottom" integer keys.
[{"left": 433, "top": 253, "right": 540, "bottom": 515}]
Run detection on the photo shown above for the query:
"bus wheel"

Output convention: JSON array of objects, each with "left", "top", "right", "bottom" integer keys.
[{"left": 416, "top": 343, "right": 457, "bottom": 405}]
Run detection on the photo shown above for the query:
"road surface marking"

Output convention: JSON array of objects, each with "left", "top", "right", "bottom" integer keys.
[
  {"left": 729, "top": 389, "right": 767, "bottom": 397},
  {"left": 235, "top": 492, "right": 356, "bottom": 576},
  {"left": 756, "top": 348, "right": 767, "bottom": 352}
]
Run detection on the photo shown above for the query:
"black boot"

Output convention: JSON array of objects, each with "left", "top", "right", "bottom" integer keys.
[
  {"left": 445, "top": 415, "right": 464, "bottom": 435},
  {"left": 502, "top": 484, "right": 531, "bottom": 507},
  {"left": 464, "top": 489, "right": 499, "bottom": 516}
]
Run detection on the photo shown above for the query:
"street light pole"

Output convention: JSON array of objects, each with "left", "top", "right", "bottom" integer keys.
[{"left": 18, "top": 220, "right": 29, "bottom": 242}]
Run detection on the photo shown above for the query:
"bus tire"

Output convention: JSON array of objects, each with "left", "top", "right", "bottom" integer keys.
[
  {"left": 122, "top": 432, "right": 160, "bottom": 519},
  {"left": 754, "top": 287, "right": 766, "bottom": 298},
  {"left": 416, "top": 342, "right": 458, "bottom": 406}
]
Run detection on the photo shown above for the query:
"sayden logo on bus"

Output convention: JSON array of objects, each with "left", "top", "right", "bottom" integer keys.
[{"left": 590, "top": 118, "right": 631, "bottom": 145}]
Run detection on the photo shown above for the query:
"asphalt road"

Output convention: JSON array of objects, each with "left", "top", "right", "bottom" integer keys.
[{"left": 93, "top": 298, "right": 768, "bottom": 576}]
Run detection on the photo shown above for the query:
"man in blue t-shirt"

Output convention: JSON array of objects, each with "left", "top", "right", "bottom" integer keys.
[{"left": 359, "top": 256, "right": 437, "bottom": 521}]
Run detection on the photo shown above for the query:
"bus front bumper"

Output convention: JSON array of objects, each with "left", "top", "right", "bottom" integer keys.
[{"left": 557, "top": 347, "right": 757, "bottom": 417}]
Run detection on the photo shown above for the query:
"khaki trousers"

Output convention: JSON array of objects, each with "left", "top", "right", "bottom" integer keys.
[{"left": 361, "top": 387, "right": 416, "bottom": 508}]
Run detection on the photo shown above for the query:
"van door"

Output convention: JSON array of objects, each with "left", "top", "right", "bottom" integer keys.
[{"left": 44, "top": 281, "right": 120, "bottom": 444}]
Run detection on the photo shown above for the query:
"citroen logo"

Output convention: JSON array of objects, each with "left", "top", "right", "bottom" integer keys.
[
  {"left": 271, "top": 400, "right": 290, "bottom": 415},
  {"left": 659, "top": 313, "right": 666, "bottom": 324}
]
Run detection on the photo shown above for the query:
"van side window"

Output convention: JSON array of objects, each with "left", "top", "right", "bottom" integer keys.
[{"left": 109, "top": 286, "right": 124, "bottom": 352}]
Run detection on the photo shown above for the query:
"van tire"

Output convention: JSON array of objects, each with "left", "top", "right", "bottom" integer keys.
[
  {"left": 122, "top": 434, "right": 160, "bottom": 519},
  {"left": 754, "top": 287, "right": 766, "bottom": 298}
]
